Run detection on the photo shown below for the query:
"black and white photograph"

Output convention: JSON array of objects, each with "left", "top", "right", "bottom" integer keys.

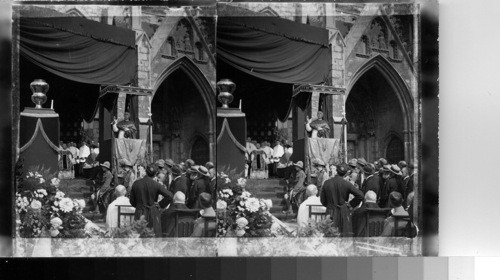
[
  {"left": 5, "top": 0, "right": 436, "bottom": 258},
  {"left": 215, "top": 2, "right": 424, "bottom": 256},
  {"left": 11, "top": 3, "right": 218, "bottom": 256}
]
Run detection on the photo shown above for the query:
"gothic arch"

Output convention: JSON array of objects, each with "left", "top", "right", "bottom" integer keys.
[
  {"left": 187, "top": 131, "right": 210, "bottom": 164},
  {"left": 66, "top": 8, "right": 86, "bottom": 18},
  {"left": 347, "top": 54, "right": 414, "bottom": 161},
  {"left": 153, "top": 56, "right": 216, "bottom": 161},
  {"left": 259, "top": 7, "right": 280, "bottom": 17}
]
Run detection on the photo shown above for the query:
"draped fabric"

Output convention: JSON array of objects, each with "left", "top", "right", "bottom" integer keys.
[
  {"left": 217, "top": 17, "right": 331, "bottom": 85},
  {"left": 19, "top": 16, "right": 137, "bottom": 85}
]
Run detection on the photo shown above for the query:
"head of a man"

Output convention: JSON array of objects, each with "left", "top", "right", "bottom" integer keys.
[
  {"left": 198, "top": 193, "right": 212, "bottom": 209},
  {"left": 365, "top": 190, "right": 377, "bottom": 203},
  {"left": 336, "top": 163, "right": 349, "bottom": 177},
  {"left": 209, "top": 168, "right": 216, "bottom": 179},
  {"left": 157, "top": 173, "right": 166, "bottom": 184},
  {"left": 173, "top": 191, "right": 186, "bottom": 204},
  {"left": 317, "top": 111, "right": 324, "bottom": 120},
  {"left": 305, "top": 184, "right": 318, "bottom": 197},
  {"left": 389, "top": 191, "right": 403, "bottom": 208},
  {"left": 124, "top": 112, "right": 131, "bottom": 121},
  {"left": 146, "top": 164, "right": 157, "bottom": 177},
  {"left": 114, "top": 185, "right": 127, "bottom": 198},
  {"left": 255, "top": 143, "right": 261, "bottom": 149}
]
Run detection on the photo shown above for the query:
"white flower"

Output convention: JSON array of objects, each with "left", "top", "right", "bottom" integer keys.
[
  {"left": 55, "top": 191, "right": 65, "bottom": 199},
  {"left": 59, "top": 198, "right": 74, "bottom": 213},
  {"left": 224, "top": 178, "right": 231, "bottom": 184},
  {"left": 241, "top": 191, "right": 251, "bottom": 199},
  {"left": 216, "top": 200, "right": 227, "bottom": 209},
  {"left": 237, "top": 178, "right": 247, "bottom": 187},
  {"left": 50, "top": 217, "right": 63, "bottom": 229},
  {"left": 39, "top": 178, "right": 45, "bottom": 184},
  {"left": 51, "top": 178, "right": 60, "bottom": 187},
  {"left": 76, "top": 199, "right": 85, "bottom": 209},
  {"left": 239, "top": 201, "right": 245, "bottom": 206},
  {"left": 50, "top": 229, "right": 60, "bottom": 237},
  {"left": 236, "top": 217, "right": 248, "bottom": 228},
  {"left": 244, "top": 197, "right": 260, "bottom": 213},
  {"left": 236, "top": 229, "right": 246, "bottom": 237},
  {"left": 30, "top": 200, "right": 42, "bottom": 210},
  {"left": 260, "top": 199, "right": 273, "bottom": 211}
]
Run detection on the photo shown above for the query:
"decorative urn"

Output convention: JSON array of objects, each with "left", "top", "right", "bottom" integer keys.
[
  {"left": 216, "top": 79, "right": 236, "bottom": 108},
  {"left": 30, "top": 79, "right": 49, "bottom": 109}
]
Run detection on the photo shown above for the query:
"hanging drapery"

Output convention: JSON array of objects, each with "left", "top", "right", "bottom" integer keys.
[
  {"left": 18, "top": 8, "right": 137, "bottom": 85},
  {"left": 217, "top": 16, "right": 331, "bottom": 85}
]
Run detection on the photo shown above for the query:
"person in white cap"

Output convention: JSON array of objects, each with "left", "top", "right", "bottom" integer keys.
[
  {"left": 297, "top": 184, "right": 326, "bottom": 228},
  {"left": 106, "top": 185, "right": 135, "bottom": 229}
]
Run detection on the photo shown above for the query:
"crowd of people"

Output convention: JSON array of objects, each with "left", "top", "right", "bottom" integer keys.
[
  {"left": 245, "top": 138, "right": 294, "bottom": 179},
  {"left": 282, "top": 157, "right": 417, "bottom": 237},
  {"left": 83, "top": 154, "right": 217, "bottom": 237},
  {"left": 57, "top": 140, "right": 100, "bottom": 179}
]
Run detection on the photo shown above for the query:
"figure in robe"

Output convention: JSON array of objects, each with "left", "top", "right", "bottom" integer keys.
[
  {"left": 305, "top": 111, "right": 330, "bottom": 138},
  {"left": 112, "top": 111, "right": 137, "bottom": 139},
  {"left": 250, "top": 143, "right": 268, "bottom": 179}
]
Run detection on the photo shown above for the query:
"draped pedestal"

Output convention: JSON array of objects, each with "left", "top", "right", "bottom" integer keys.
[
  {"left": 216, "top": 108, "right": 247, "bottom": 176},
  {"left": 19, "top": 108, "right": 60, "bottom": 174}
]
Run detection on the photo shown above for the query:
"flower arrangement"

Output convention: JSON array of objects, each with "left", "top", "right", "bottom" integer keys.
[
  {"left": 216, "top": 171, "right": 273, "bottom": 237},
  {"left": 16, "top": 166, "right": 87, "bottom": 238}
]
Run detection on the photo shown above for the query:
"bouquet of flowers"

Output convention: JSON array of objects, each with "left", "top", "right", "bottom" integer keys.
[
  {"left": 16, "top": 166, "right": 87, "bottom": 238},
  {"left": 216, "top": 171, "right": 273, "bottom": 237}
]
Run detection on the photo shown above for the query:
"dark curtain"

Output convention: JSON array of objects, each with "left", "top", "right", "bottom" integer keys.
[
  {"left": 19, "top": 16, "right": 137, "bottom": 85},
  {"left": 217, "top": 17, "right": 331, "bottom": 85}
]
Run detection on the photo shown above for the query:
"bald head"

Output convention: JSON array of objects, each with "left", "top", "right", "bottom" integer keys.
[
  {"left": 115, "top": 185, "right": 127, "bottom": 197},
  {"left": 365, "top": 190, "right": 377, "bottom": 203},
  {"left": 173, "top": 191, "right": 186, "bottom": 204},
  {"left": 305, "top": 184, "right": 318, "bottom": 197}
]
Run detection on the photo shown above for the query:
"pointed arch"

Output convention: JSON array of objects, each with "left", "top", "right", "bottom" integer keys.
[
  {"left": 347, "top": 54, "right": 414, "bottom": 162},
  {"left": 66, "top": 8, "right": 86, "bottom": 18},
  {"left": 153, "top": 56, "right": 216, "bottom": 161},
  {"left": 259, "top": 7, "right": 280, "bottom": 17}
]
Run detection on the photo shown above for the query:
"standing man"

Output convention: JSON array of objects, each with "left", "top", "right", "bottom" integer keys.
[
  {"left": 119, "top": 159, "right": 136, "bottom": 196},
  {"left": 130, "top": 164, "right": 173, "bottom": 237},
  {"left": 360, "top": 164, "right": 379, "bottom": 196},
  {"left": 320, "top": 163, "right": 364, "bottom": 237},
  {"left": 169, "top": 164, "right": 188, "bottom": 196},
  {"left": 187, "top": 166, "right": 208, "bottom": 209},
  {"left": 94, "top": 161, "right": 113, "bottom": 215},
  {"left": 112, "top": 111, "right": 137, "bottom": 139},
  {"left": 270, "top": 140, "right": 284, "bottom": 178},
  {"left": 284, "top": 161, "right": 307, "bottom": 214}
]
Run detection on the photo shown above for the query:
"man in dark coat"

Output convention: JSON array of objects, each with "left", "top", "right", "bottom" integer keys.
[
  {"left": 161, "top": 191, "right": 189, "bottom": 237},
  {"left": 187, "top": 166, "right": 208, "bottom": 209},
  {"left": 378, "top": 165, "right": 403, "bottom": 208},
  {"left": 169, "top": 164, "right": 188, "bottom": 195},
  {"left": 320, "top": 163, "right": 364, "bottom": 237},
  {"left": 360, "top": 164, "right": 380, "bottom": 196},
  {"left": 130, "top": 164, "right": 173, "bottom": 237},
  {"left": 352, "top": 190, "right": 380, "bottom": 237}
]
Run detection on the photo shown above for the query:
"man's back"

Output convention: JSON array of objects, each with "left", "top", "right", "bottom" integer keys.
[
  {"left": 320, "top": 175, "right": 363, "bottom": 210},
  {"left": 170, "top": 175, "right": 188, "bottom": 195},
  {"left": 130, "top": 176, "right": 169, "bottom": 209}
]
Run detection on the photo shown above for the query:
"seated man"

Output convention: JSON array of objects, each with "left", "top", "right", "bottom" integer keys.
[
  {"left": 191, "top": 193, "right": 216, "bottom": 237},
  {"left": 380, "top": 191, "right": 409, "bottom": 237},
  {"left": 106, "top": 185, "right": 135, "bottom": 229},
  {"left": 297, "top": 185, "right": 326, "bottom": 228},
  {"left": 161, "top": 191, "right": 190, "bottom": 237},
  {"left": 351, "top": 190, "right": 380, "bottom": 237}
]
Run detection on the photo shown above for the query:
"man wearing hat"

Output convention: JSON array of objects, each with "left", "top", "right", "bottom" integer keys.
[
  {"left": 94, "top": 161, "right": 114, "bottom": 215},
  {"left": 283, "top": 161, "right": 307, "bottom": 214},
  {"left": 320, "top": 163, "right": 364, "bottom": 237},
  {"left": 378, "top": 164, "right": 403, "bottom": 208},
  {"left": 311, "top": 159, "right": 327, "bottom": 193},
  {"left": 168, "top": 164, "right": 188, "bottom": 196},
  {"left": 187, "top": 166, "right": 209, "bottom": 209},
  {"left": 119, "top": 159, "right": 136, "bottom": 197},
  {"left": 130, "top": 164, "right": 173, "bottom": 237},
  {"left": 356, "top": 158, "right": 368, "bottom": 186},
  {"left": 360, "top": 164, "right": 380, "bottom": 196}
]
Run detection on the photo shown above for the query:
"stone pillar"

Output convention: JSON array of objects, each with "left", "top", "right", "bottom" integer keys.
[
  {"left": 308, "top": 91, "right": 321, "bottom": 118},
  {"left": 116, "top": 93, "right": 127, "bottom": 119},
  {"left": 208, "top": 130, "right": 215, "bottom": 163}
]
